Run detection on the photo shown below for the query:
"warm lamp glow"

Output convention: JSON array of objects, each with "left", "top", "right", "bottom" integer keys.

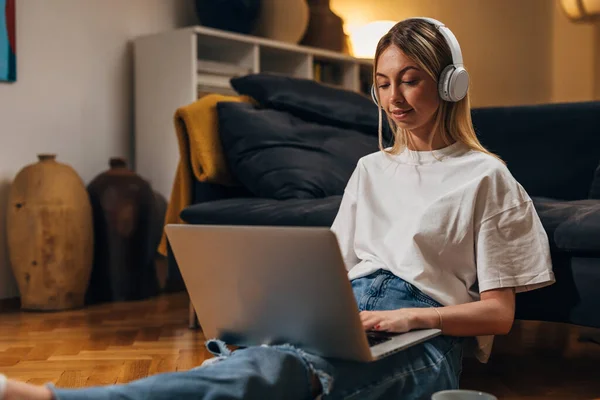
[
  {"left": 348, "top": 20, "right": 397, "bottom": 59},
  {"left": 560, "top": 0, "right": 600, "bottom": 21}
]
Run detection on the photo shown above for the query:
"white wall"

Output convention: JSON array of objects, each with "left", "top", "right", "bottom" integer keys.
[{"left": 0, "top": 0, "right": 196, "bottom": 299}]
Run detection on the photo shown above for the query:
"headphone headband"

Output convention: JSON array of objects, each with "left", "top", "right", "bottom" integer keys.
[{"left": 407, "top": 18, "right": 464, "bottom": 65}]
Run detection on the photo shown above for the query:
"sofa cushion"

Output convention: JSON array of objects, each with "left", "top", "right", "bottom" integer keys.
[
  {"left": 230, "top": 73, "right": 392, "bottom": 141},
  {"left": 217, "top": 102, "right": 378, "bottom": 200},
  {"left": 533, "top": 197, "right": 600, "bottom": 253},
  {"left": 180, "top": 197, "right": 342, "bottom": 227}
]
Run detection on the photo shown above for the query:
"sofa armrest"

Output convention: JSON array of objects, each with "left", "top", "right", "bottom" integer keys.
[
  {"left": 180, "top": 196, "right": 343, "bottom": 227},
  {"left": 534, "top": 197, "right": 600, "bottom": 254}
]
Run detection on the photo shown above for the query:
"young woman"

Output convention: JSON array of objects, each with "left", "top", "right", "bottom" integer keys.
[{"left": 1, "top": 17, "right": 554, "bottom": 400}]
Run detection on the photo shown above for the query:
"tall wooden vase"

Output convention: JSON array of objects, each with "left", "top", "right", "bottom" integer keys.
[{"left": 7, "top": 154, "right": 94, "bottom": 311}]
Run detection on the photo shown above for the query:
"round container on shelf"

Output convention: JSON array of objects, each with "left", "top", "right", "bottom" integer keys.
[
  {"left": 252, "top": 0, "right": 309, "bottom": 44},
  {"left": 300, "top": 0, "right": 346, "bottom": 52},
  {"left": 86, "top": 157, "right": 161, "bottom": 304},
  {"left": 6, "top": 154, "right": 94, "bottom": 311}
]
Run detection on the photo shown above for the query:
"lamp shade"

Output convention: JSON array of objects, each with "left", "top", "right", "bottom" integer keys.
[
  {"left": 560, "top": 0, "right": 600, "bottom": 21},
  {"left": 348, "top": 20, "right": 396, "bottom": 59}
]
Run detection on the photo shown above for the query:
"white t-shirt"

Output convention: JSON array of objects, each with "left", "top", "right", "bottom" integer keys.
[{"left": 330, "top": 141, "right": 555, "bottom": 362}]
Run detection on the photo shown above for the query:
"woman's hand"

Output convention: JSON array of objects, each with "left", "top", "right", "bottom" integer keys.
[
  {"left": 360, "top": 308, "right": 441, "bottom": 333},
  {"left": 360, "top": 309, "right": 419, "bottom": 332}
]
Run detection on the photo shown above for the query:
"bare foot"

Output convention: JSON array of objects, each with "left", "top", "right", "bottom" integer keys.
[{"left": 4, "top": 378, "right": 54, "bottom": 400}]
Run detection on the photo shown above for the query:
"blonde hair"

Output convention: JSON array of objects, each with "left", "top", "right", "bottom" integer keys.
[{"left": 373, "top": 19, "right": 503, "bottom": 162}]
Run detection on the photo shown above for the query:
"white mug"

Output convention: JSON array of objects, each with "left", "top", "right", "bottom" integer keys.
[{"left": 431, "top": 389, "right": 498, "bottom": 400}]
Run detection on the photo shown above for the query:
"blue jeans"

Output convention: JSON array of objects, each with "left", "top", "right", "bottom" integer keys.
[{"left": 50, "top": 270, "right": 464, "bottom": 400}]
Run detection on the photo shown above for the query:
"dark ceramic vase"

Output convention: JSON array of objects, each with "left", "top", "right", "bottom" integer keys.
[
  {"left": 86, "top": 158, "right": 162, "bottom": 304},
  {"left": 300, "top": 0, "right": 345, "bottom": 52},
  {"left": 194, "top": 0, "right": 262, "bottom": 34}
]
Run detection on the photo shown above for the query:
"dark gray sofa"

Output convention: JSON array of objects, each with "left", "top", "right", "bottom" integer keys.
[{"left": 166, "top": 73, "right": 600, "bottom": 330}]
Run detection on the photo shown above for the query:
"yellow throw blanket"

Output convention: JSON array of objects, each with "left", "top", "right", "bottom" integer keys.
[{"left": 158, "top": 94, "right": 254, "bottom": 256}]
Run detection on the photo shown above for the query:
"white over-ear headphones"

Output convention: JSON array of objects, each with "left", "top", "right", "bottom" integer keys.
[{"left": 371, "top": 17, "right": 469, "bottom": 105}]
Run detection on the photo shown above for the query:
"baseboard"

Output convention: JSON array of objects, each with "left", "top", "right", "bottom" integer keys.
[{"left": 0, "top": 297, "right": 20, "bottom": 312}]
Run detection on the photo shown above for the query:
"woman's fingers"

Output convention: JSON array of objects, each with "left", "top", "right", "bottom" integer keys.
[
  {"left": 361, "top": 316, "right": 379, "bottom": 330},
  {"left": 377, "top": 320, "right": 392, "bottom": 331},
  {"left": 360, "top": 311, "right": 387, "bottom": 330},
  {"left": 359, "top": 311, "right": 382, "bottom": 330}
]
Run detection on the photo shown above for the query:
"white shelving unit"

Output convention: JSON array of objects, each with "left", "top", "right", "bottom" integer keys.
[{"left": 133, "top": 25, "right": 373, "bottom": 198}]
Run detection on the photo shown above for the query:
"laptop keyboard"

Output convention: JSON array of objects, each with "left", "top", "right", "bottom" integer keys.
[{"left": 366, "top": 331, "right": 398, "bottom": 347}]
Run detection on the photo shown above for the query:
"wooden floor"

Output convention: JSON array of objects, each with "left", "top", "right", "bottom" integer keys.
[{"left": 1, "top": 293, "right": 600, "bottom": 399}]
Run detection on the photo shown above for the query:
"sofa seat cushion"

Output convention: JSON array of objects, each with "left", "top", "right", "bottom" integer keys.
[
  {"left": 180, "top": 196, "right": 342, "bottom": 227},
  {"left": 533, "top": 197, "right": 600, "bottom": 254},
  {"left": 182, "top": 196, "right": 600, "bottom": 255},
  {"left": 217, "top": 101, "right": 378, "bottom": 200}
]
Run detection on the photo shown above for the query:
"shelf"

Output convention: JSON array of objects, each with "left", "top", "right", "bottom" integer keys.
[
  {"left": 312, "top": 57, "right": 359, "bottom": 91},
  {"left": 187, "top": 25, "right": 371, "bottom": 66},
  {"left": 197, "top": 84, "right": 237, "bottom": 98},
  {"left": 196, "top": 32, "right": 258, "bottom": 73},
  {"left": 260, "top": 47, "right": 312, "bottom": 79},
  {"left": 359, "top": 64, "right": 374, "bottom": 96}
]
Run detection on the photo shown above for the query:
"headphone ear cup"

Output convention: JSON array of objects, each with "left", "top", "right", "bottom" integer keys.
[
  {"left": 448, "top": 66, "right": 469, "bottom": 102},
  {"left": 371, "top": 84, "right": 379, "bottom": 106},
  {"left": 438, "top": 65, "right": 469, "bottom": 102},
  {"left": 438, "top": 65, "right": 455, "bottom": 102}
]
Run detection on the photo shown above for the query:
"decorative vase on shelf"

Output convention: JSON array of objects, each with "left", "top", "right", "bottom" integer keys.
[
  {"left": 252, "top": 0, "right": 309, "bottom": 44},
  {"left": 194, "top": 0, "right": 262, "bottom": 34},
  {"left": 85, "top": 157, "right": 161, "bottom": 304},
  {"left": 6, "top": 154, "right": 94, "bottom": 311},
  {"left": 300, "top": 0, "right": 346, "bottom": 52}
]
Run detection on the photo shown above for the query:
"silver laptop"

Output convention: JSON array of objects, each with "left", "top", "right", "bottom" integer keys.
[{"left": 165, "top": 224, "right": 441, "bottom": 362}]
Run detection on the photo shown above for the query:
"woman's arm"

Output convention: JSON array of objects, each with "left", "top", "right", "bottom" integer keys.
[{"left": 360, "top": 287, "right": 516, "bottom": 336}]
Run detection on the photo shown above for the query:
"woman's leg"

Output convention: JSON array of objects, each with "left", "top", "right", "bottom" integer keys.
[
  {"left": 52, "top": 345, "right": 317, "bottom": 400},
  {"left": 311, "top": 333, "right": 463, "bottom": 400},
  {"left": 3, "top": 344, "right": 317, "bottom": 400}
]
